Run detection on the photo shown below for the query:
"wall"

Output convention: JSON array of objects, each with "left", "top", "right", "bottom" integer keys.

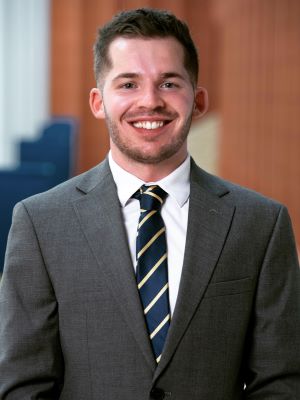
[{"left": 215, "top": 0, "right": 300, "bottom": 246}]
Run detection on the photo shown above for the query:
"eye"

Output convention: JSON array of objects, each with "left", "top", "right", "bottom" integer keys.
[
  {"left": 120, "top": 82, "right": 137, "bottom": 89},
  {"left": 160, "top": 81, "right": 178, "bottom": 89}
]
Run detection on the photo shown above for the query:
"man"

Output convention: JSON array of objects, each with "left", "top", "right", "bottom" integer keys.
[{"left": 0, "top": 8, "right": 299, "bottom": 400}]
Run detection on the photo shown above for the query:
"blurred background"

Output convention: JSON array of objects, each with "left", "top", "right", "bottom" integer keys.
[{"left": 0, "top": 0, "right": 299, "bottom": 270}]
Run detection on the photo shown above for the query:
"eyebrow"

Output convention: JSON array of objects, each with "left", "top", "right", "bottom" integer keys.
[
  {"left": 112, "top": 73, "right": 139, "bottom": 82},
  {"left": 112, "top": 72, "right": 186, "bottom": 82},
  {"left": 160, "top": 72, "right": 186, "bottom": 80}
]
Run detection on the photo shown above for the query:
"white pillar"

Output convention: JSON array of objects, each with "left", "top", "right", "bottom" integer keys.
[{"left": 0, "top": 0, "right": 50, "bottom": 167}]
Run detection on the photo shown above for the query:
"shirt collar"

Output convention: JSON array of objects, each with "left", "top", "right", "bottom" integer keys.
[{"left": 108, "top": 151, "right": 190, "bottom": 208}]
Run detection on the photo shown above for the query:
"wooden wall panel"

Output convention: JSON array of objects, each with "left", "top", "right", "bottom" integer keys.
[
  {"left": 51, "top": 0, "right": 120, "bottom": 171},
  {"left": 217, "top": 0, "right": 300, "bottom": 246},
  {"left": 51, "top": 0, "right": 83, "bottom": 116}
]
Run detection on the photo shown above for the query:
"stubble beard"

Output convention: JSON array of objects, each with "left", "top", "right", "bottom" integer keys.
[{"left": 104, "top": 109, "right": 193, "bottom": 165}]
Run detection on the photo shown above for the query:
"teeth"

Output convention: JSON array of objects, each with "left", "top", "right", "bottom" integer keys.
[{"left": 133, "top": 121, "right": 164, "bottom": 129}]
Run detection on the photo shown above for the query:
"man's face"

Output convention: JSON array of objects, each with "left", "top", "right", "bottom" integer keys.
[{"left": 90, "top": 37, "right": 204, "bottom": 167}]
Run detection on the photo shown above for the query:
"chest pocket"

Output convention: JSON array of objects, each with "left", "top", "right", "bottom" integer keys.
[{"left": 204, "top": 277, "right": 253, "bottom": 298}]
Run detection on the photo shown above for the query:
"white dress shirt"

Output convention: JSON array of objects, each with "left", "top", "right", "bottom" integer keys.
[{"left": 108, "top": 152, "right": 190, "bottom": 315}]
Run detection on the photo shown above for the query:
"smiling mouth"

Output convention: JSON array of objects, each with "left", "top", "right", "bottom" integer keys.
[{"left": 131, "top": 120, "right": 173, "bottom": 130}]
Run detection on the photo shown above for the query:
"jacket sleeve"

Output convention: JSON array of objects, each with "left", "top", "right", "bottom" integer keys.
[
  {"left": 244, "top": 205, "right": 300, "bottom": 399},
  {"left": 0, "top": 202, "right": 64, "bottom": 399}
]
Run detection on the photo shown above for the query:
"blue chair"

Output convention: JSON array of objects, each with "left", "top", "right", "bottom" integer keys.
[
  {"left": 0, "top": 118, "right": 78, "bottom": 272},
  {"left": 20, "top": 118, "right": 78, "bottom": 182}
]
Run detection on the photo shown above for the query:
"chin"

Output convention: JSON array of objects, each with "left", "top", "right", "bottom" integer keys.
[{"left": 124, "top": 145, "right": 184, "bottom": 165}]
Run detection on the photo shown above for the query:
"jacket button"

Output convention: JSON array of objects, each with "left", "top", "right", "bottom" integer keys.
[{"left": 150, "top": 387, "right": 165, "bottom": 400}]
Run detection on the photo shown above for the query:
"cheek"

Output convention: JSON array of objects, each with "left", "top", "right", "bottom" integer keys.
[
  {"left": 174, "top": 102, "right": 194, "bottom": 121},
  {"left": 166, "top": 92, "right": 194, "bottom": 112},
  {"left": 106, "top": 97, "right": 132, "bottom": 118}
]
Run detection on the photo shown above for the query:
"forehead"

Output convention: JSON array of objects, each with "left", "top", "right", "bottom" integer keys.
[{"left": 105, "top": 36, "right": 187, "bottom": 78}]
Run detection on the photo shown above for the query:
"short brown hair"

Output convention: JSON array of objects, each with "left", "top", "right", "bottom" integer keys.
[{"left": 93, "top": 8, "right": 199, "bottom": 86}]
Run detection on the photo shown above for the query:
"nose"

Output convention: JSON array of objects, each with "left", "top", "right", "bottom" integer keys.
[{"left": 136, "top": 85, "right": 165, "bottom": 110}]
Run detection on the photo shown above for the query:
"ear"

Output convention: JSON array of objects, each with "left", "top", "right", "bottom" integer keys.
[
  {"left": 89, "top": 88, "right": 105, "bottom": 119},
  {"left": 192, "top": 87, "right": 209, "bottom": 120}
]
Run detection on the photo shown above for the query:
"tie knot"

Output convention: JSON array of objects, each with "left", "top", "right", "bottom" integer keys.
[{"left": 134, "top": 185, "right": 167, "bottom": 211}]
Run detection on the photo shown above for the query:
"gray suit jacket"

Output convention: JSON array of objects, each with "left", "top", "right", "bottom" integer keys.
[{"left": 0, "top": 158, "right": 300, "bottom": 399}]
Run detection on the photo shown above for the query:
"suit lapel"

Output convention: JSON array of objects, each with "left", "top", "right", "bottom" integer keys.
[
  {"left": 73, "top": 161, "right": 156, "bottom": 371},
  {"left": 154, "top": 162, "right": 235, "bottom": 379}
]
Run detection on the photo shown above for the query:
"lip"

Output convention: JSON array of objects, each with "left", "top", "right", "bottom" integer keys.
[
  {"left": 125, "top": 116, "right": 172, "bottom": 124},
  {"left": 124, "top": 110, "right": 177, "bottom": 122}
]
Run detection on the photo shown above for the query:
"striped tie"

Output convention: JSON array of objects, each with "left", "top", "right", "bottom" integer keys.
[{"left": 133, "top": 185, "right": 170, "bottom": 364}]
